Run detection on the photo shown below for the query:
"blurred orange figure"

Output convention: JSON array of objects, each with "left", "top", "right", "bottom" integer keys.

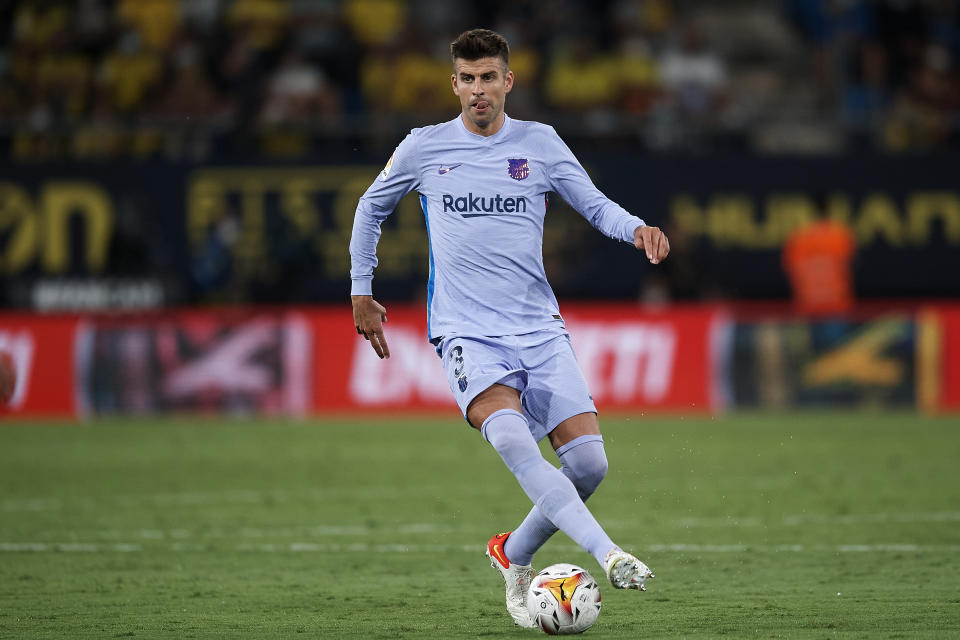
[{"left": 782, "top": 213, "right": 856, "bottom": 315}]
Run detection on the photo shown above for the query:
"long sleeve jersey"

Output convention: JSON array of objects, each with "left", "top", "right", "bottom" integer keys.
[{"left": 350, "top": 114, "right": 645, "bottom": 341}]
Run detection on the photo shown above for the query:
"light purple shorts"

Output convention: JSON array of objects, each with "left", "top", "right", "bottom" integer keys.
[{"left": 436, "top": 329, "right": 597, "bottom": 442}]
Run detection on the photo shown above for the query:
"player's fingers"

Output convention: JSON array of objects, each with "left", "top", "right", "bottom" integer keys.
[
  {"left": 371, "top": 329, "right": 390, "bottom": 359},
  {"left": 651, "top": 230, "right": 663, "bottom": 264},
  {"left": 643, "top": 227, "right": 655, "bottom": 262},
  {"left": 658, "top": 233, "right": 670, "bottom": 261}
]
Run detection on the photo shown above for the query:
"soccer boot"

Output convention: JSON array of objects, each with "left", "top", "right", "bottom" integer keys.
[
  {"left": 486, "top": 532, "right": 536, "bottom": 628},
  {"left": 604, "top": 547, "right": 655, "bottom": 591}
]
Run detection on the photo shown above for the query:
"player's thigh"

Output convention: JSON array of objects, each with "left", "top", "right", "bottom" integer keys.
[
  {"left": 466, "top": 383, "right": 522, "bottom": 430},
  {"left": 548, "top": 411, "right": 601, "bottom": 450},
  {"left": 521, "top": 332, "right": 598, "bottom": 444}
]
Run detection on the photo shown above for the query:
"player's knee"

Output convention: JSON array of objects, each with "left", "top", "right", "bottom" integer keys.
[
  {"left": 572, "top": 454, "right": 607, "bottom": 499},
  {"left": 560, "top": 438, "right": 607, "bottom": 500}
]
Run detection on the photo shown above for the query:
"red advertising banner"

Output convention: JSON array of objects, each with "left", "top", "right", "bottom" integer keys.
[
  {"left": 74, "top": 310, "right": 313, "bottom": 417},
  {"left": 0, "top": 314, "right": 78, "bottom": 418},
  {"left": 935, "top": 305, "right": 960, "bottom": 411},
  {"left": 312, "top": 306, "right": 457, "bottom": 413},
  {"left": 564, "top": 306, "right": 727, "bottom": 412},
  {"left": 5, "top": 301, "right": 959, "bottom": 420},
  {"left": 316, "top": 304, "right": 729, "bottom": 414}
]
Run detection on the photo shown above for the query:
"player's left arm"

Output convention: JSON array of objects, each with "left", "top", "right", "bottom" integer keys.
[
  {"left": 634, "top": 224, "right": 670, "bottom": 264},
  {"left": 546, "top": 127, "right": 667, "bottom": 263}
]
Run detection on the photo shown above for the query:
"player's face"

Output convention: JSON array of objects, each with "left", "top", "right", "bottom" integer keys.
[{"left": 451, "top": 57, "right": 513, "bottom": 136}]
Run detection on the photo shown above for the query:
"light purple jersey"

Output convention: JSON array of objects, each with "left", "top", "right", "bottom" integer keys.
[{"left": 350, "top": 114, "right": 645, "bottom": 340}]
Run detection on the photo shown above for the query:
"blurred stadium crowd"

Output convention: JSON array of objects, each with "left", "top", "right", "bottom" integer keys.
[{"left": 2, "top": 0, "right": 959, "bottom": 159}]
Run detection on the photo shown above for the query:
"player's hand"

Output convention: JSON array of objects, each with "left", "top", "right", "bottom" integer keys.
[
  {"left": 634, "top": 225, "right": 670, "bottom": 264},
  {"left": 352, "top": 295, "right": 390, "bottom": 359}
]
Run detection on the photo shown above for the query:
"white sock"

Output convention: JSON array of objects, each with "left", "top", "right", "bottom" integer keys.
[
  {"left": 481, "top": 409, "right": 615, "bottom": 567},
  {"left": 504, "top": 435, "right": 607, "bottom": 565}
]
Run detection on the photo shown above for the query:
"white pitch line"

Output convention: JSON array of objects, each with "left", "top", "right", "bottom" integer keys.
[
  {"left": 17, "top": 511, "right": 960, "bottom": 546},
  {"left": 604, "top": 511, "right": 960, "bottom": 529},
  {"left": 0, "top": 486, "right": 489, "bottom": 513},
  {"left": 39, "top": 523, "right": 473, "bottom": 541},
  {"left": 782, "top": 512, "right": 960, "bottom": 526},
  {"left": 1, "top": 542, "right": 959, "bottom": 554},
  {"left": 0, "top": 542, "right": 143, "bottom": 552},
  {"left": 5, "top": 487, "right": 960, "bottom": 532}
]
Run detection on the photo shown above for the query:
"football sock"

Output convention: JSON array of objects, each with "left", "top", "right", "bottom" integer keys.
[
  {"left": 503, "top": 435, "right": 607, "bottom": 566},
  {"left": 481, "top": 409, "right": 615, "bottom": 568}
]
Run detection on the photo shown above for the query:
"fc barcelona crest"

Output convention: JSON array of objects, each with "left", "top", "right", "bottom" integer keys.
[{"left": 508, "top": 158, "right": 529, "bottom": 180}]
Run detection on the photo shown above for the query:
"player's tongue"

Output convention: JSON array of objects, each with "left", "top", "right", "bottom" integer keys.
[{"left": 474, "top": 100, "right": 490, "bottom": 111}]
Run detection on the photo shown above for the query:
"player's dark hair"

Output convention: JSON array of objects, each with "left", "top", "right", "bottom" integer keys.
[{"left": 450, "top": 29, "right": 510, "bottom": 68}]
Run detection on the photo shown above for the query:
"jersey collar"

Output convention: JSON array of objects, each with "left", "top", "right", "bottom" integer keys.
[{"left": 457, "top": 113, "right": 513, "bottom": 142}]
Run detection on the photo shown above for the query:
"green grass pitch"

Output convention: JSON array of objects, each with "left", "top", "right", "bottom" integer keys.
[{"left": 1, "top": 412, "right": 958, "bottom": 639}]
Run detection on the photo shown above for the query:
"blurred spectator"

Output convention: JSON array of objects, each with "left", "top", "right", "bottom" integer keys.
[
  {"left": 343, "top": 0, "right": 406, "bottom": 46},
  {"left": 12, "top": 0, "right": 72, "bottom": 49},
  {"left": 180, "top": 0, "right": 225, "bottom": 31},
  {"left": 117, "top": 0, "right": 181, "bottom": 52},
  {"left": 191, "top": 204, "right": 240, "bottom": 299},
  {"left": 0, "top": 0, "right": 959, "bottom": 158},
  {"left": 882, "top": 43, "right": 960, "bottom": 150},
  {"left": 782, "top": 197, "right": 857, "bottom": 316},
  {"left": 220, "top": 27, "right": 269, "bottom": 142},
  {"left": 153, "top": 34, "right": 230, "bottom": 122},
  {"left": 785, "top": 0, "right": 876, "bottom": 109},
  {"left": 97, "top": 31, "right": 164, "bottom": 114},
  {"left": 617, "top": 36, "right": 660, "bottom": 117},
  {"left": 32, "top": 39, "right": 93, "bottom": 121},
  {"left": 261, "top": 49, "right": 339, "bottom": 124},
  {"left": 227, "top": 0, "right": 289, "bottom": 51},
  {"left": 545, "top": 37, "right": 621, "bottom": 112},
  {"left": 657, "top": 25, "right": 728, "bottom": 126}
]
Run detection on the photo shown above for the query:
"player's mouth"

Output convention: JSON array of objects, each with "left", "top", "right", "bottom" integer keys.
[{"left": 472, "top": 100, "right": 490, "bottom": 113}]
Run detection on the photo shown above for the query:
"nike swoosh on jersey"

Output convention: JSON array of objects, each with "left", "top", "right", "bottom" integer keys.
[{"left": 438, "top": 163, "right": 463, "bottom": 175}]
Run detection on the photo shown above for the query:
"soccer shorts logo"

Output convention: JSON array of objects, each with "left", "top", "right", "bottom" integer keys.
[{"left": 450, "top": 346, "right": 469, "bottom": 392}]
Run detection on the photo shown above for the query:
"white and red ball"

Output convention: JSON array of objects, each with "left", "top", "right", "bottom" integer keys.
[{"left": 527, "top": 563, "right": 602, "bottom": 635}]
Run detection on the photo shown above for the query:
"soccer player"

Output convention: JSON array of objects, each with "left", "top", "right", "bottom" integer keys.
[{"left": 350, "top": 28, "right": 670, "bottom": 627}]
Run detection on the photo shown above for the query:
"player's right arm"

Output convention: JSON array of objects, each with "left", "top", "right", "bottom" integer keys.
[
  {"left": 349, "top": 133, "right": 422, "bottom": 359},
  {"left": 352, "top": 294, "right": 390, "bottom": 359}
]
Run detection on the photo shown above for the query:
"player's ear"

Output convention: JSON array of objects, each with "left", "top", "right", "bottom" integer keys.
[
  {"left": 451, "top": 72, "right": 458, "bottom": 95},
  {"left": 504, "top": 69, "right": 514, "bottom": 94}
]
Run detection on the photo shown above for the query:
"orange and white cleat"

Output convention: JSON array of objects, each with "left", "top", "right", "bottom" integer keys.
[{"left": 485, "top": 532, "right": 536, "bottom": 628}]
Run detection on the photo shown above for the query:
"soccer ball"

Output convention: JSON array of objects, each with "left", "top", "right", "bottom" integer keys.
[{"left": 527, "top": 563, "right": 602, "bottom": 635}]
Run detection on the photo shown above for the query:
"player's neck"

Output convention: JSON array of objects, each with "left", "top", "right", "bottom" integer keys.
[{"left": 460, "top": 111, "right": 506, "bottom": 137}]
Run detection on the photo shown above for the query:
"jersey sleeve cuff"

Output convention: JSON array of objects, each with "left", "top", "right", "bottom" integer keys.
[
  {"left": 350, "top": 278, "right": 373, "bottom": 296},
  {"left": 626, "top": 218, "right": 645, "bottom": 242}
]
